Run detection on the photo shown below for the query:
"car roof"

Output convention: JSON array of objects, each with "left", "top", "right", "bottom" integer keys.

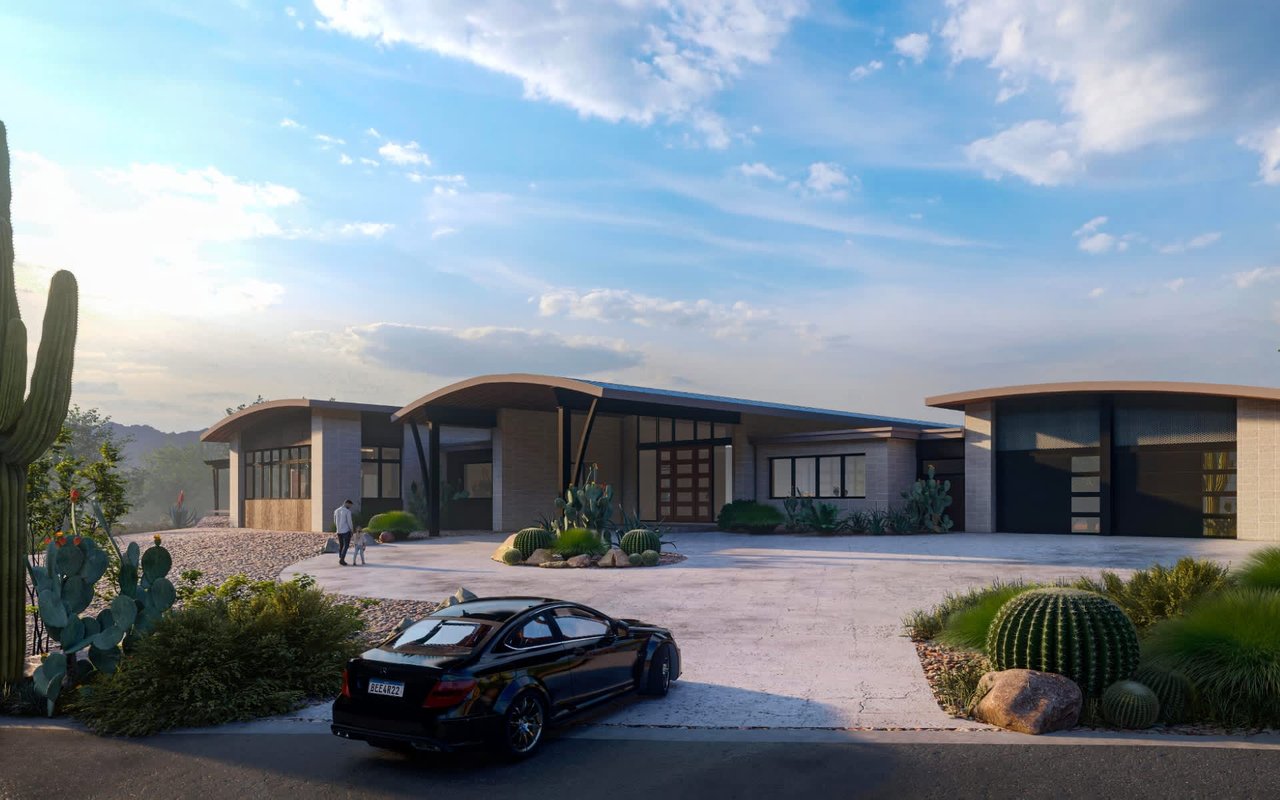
[{"left": 430, "top": 596, "right": 562, "bottom": 623}]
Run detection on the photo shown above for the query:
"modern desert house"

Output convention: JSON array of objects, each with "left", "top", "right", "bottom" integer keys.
[{"left": 200, "top": 375, "right": 1280, "bottom": 542}]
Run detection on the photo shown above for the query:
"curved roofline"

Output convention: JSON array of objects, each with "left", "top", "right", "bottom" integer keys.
[
  {"left": 926, "top": 381, "right": 1280, "bottom": 411},
  {"left": 392, "top": 374, "right": 606, "bottom": 422},
  {"left": 201, "top": 398, "right": 401, "bottom": 442}
]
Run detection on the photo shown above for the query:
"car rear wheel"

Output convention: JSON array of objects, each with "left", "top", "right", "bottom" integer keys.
[
  {"left": 640, "top": 643, "right": 673, "bottom": 697},
  {"left": 496, "top": 690, "right": 547, "bottom": 759}
]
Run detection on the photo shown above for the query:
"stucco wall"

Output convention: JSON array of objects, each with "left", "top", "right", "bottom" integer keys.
[
  {"left": 228, "top": 432, "right": 242, "bottom": 527},
  {"left": 963, "top": 401, "right": 995, "bottom": 533},
  {"left": 1238, "top": 398, "right": 1280, "bottom": 542},
  {"left": 310, "top": 411, "right": 362, "bottom": 533}
]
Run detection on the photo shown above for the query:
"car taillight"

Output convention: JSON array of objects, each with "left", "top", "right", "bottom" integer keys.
[
  {"left": 341, "top": 668, "right": 352, "bottom": 699},
  {"left": 423, "top": 678, "right": 476, "bottom": 709}
]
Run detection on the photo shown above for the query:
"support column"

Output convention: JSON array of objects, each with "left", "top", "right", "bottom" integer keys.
[
  {"left": 557, "top": 405, "right": 572, "bottom": 492},
  {"left": 572, "top": 397, "right": 599, "bottom": 485},
  {"left": 963, "top": 402, "right": 996, "bottom": 533},
  {"left": 428, "top": 421, "right": 441, "bottom": 538}
]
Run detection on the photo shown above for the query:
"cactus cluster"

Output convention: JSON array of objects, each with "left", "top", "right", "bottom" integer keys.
[
  {"left": 640, "top": 550, "right": 660, "bottom": 567},
  {"left": 986, "top": 588, "right": 1140, "bottom": 698},
  {"left": 513, "top": 528, "right": 555, "bottom": 559},
  {"left": 554, "top": 464, "right": 614, "bottom": 534},
  {"left": 620, "top": 529, "right": 661, "bottom": 556},
  {"left": 1101, "top": 680, "right": 1160, "bottom": 729},
  {"left": 500, "top": 547, "right": 524, "bottom": 566},
  {"left": 628, "top": 553, "right": 643, "bottom": 567},
  {"left": 27, "top": 521, "right": 174, "bottom": 714},
  {"left": 0, "top": 121, "right": 80, "bottom": 684},
  {"left": 1134, "top": 664, "right": 1193, "bottom": 724},
  {"left": 901, "top": 465, "right": 954, "bottom": 533}
]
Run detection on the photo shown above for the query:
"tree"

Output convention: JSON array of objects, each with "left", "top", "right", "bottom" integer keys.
[
  {"left": 135, "top": 443, "right": 214, "bottom": 525},
  {"left": 225, "top": 395, "right": 267, "bottom": 417}
]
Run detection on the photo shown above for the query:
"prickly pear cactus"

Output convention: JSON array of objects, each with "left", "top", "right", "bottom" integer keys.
[
  {"left": 501, "top": 547, "right": 523, "bottom": 566},
  {"left": 0, "top": 120, "right": 80, "bottom": 684},
  {"left": 1134, "top": 665, "right": 1193, "bottom": 724},
  {"left": 620, "top": 529, "right": 661, "bottom": 556},
  {"left": 554, "top": 463, "right": 615, "bottom": 533},
  {"left": 987, "top": 588, "right": 1140, "bottom": 698},
  {"left": 640, "top": 550, "right": 660, "bottom": 567},
  {"left": 901, "top": 465, "right": 954, "bottom": 533},
  {"left": 513, "top": 529, "right": 555, "bottom": 559},
  {"left": 1102, "top": 680, "right": 1160, "bottom": 729}
]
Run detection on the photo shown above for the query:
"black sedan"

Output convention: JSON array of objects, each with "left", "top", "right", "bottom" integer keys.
[{"left": 332, "top": 597, "right": 681, "bottom": 758}]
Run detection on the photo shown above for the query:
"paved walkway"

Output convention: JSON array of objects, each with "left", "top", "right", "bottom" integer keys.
[{"left": 282, "top": 532, "right": 1272, "bottom": 730}]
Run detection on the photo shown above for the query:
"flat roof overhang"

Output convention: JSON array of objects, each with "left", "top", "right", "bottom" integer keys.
[
  {"left": 393, "top": 373, "right": 945, "bottom": 429},
  {"left": 200, "top": 399, "right": 402, "bottom": 443},
  {"left": 925, "top": 381, "right": 1280, "bottom": 411}
]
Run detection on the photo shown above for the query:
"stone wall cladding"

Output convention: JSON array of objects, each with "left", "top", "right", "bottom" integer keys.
[
  {"left": 964, "top": 401, "right": 995, "bottom": 533},
  {"left": 494, "top": 408, "right": 557, "bottom": 531},
  {"left": 310, "top": 411, "right": 362, "bottom": 533},
  {"left": 753, "top": 439, "right": 894, "bottom": 512},
  {"left": 1238, "top": 398, "right": 1280, "bottom": 542}
]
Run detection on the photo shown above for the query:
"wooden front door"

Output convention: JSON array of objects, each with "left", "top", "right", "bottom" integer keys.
[{"left": 657, "top": 445, "right": 714, "bottom": 522}]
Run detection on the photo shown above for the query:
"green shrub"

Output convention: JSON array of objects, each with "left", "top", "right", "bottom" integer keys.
[
  {"left": 934, "top": 653, "right": 990, "bottom": 716},
  {"left": 1142, "top": 588, "right": 1280, "bottom": 728},
  {"left": 1073, "top": 558, "right": 1233, "bottom": 631},
  {"left": 937, "top": 581, "right": 1039, "bottom": 651},
  {"left": 552, "top": 528, "right": 606, "bottom": 558},
  {"left": 905, "top": 579, "right": 1041, "bottom": 643},
  {"left": 1235, "top": 547, "right": 1280, "bottom": 591},
  {"left": 71, "top": 576, "right": 365, "bottom": 735},
  {"left": 365, "top": 511, "right": 422, "bottom": 536},
  {"left": 716, "top": 500, "right": 784, "bottom": 534}
]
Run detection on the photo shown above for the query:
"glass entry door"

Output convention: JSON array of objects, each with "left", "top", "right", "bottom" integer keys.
[{"left": 657, "top": 445, "right": 714, "bottom": 522}]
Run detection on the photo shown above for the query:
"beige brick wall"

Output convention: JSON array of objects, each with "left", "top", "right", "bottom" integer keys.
[
  {"left": 493, "top": 408, "right": 558, "bottom": 532},
  {"left": 310, "top": 410, "right": 362, "bottom": 533},
  {"left": 753, "top": 438, "right": 909, "bottom": 512},
  {"left": 963, "top": 401, "right": 996, "bottom": 533},
  {"left": 1238, "top": 398, "right": 1280, "bottom": 542}
]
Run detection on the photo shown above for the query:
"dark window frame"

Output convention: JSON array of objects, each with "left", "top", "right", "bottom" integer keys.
[
  {"left": 244, "top": 446, "right": 311, "bottom": 500},
  {"left": 768, "top": 454, "right": 867, "bottom": 499},
  {"left": 361, "top": 445, "right": 401, "bottom": 500}
]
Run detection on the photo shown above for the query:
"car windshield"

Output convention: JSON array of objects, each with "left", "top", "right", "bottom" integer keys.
[{"left": 392, "top": 620, "right": 489, "bottom": 650}]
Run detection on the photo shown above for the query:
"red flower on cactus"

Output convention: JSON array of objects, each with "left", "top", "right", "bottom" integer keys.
[
  {"left": 72, "top": 536, "right": 82, "bottom": 546},
  {"left": 70, "top": 488, "right": 81, "bottom": 503},
  {"left": 153, "top": 534, "right": 163, "bottom": 546},
  {"left": 41, "top": 538, "right": 50, "bottom": 547},
  {"left": 177, "top": 490, "right": 185, "bottom": 507},
  {"left": 54, "top": 536, "right": 66, "bottom": 548}
]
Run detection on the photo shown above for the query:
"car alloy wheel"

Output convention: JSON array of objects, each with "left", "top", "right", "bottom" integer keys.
[{"left": 506, "top": 692, "right": 545, "bottom": 755}]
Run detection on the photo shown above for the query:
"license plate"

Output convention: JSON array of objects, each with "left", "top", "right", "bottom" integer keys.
[{"left": 367, "top": 679, "right": 405, "bottom": 698}]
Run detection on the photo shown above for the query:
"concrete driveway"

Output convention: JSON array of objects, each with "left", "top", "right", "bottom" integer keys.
[{"left": 282, "top": 532, "right": 1271, "bottom": 730}]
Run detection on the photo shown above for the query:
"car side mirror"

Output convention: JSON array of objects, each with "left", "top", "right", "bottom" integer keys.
[{"left": 613, "top": 621, "right": 630, "bottom": 637}]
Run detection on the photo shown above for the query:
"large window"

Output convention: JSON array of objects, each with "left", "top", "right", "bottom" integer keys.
[
  {"left": 462, "top": 462, "right": 493, "bottom": 499},
  {"left": 245, "top": 446, "right": 311, "bottom": 500},
  {"left": 361, "top": 446, "right": 401, "bottom": 499},
  {"left": 769, "top": 455, "right": 866, "bottom": 499}
]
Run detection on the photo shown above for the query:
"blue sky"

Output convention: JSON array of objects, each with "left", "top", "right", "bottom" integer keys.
[{"left": 3, "top": 0, "right": 1279, "bottom": 430}]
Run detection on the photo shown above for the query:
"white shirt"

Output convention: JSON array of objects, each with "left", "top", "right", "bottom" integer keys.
[{"left": 334, "top": 505, "right": 355, "bottom": 534}]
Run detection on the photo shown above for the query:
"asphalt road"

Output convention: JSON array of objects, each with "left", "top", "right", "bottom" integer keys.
[{"left": 2, "top": 728, "right": 1279, "bottom": 800}]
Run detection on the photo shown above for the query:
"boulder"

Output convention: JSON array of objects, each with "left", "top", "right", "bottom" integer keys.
[
  {"left": 321, "top": 537, "right": 339, "bottom": 554},
  {"left": 566, "top": 554, "right": 593, "bottom": 568},
  {"left": 597, "top": 548, "right": 633, "bottom": 568},
  {"left": 378, "top": 531, "right": 396, "bottom": 544},
  {"left": 361, "top": 532, "right": 379, "bottom": 546},
  {"left": 971, "top": 669, "right": 1082, "bottom": 735},
  {"left": 491, "top": 533, "right": 520, "bottom": 563},
  {"left": 439, "top": 587, "right": 479, "bottom": 608},
  {"left": 407, "top": 531, "right": 430, "bottom": 540},
  {"left": 526, "top": 548, "right": 555, "bottom": 566},
  {"left": 539, "top": 559, "right": 571, "bottom": 569}
]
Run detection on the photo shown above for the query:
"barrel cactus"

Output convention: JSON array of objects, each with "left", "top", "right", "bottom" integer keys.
[
  {"left": 1134, "top": 664, "right": 1193, "bottom": 724},
  {"left": 0, "top": 121, "right": 79, "bottom": 683},
  {"left": 628, "top": 552, "right": 643, "bottom": 566},
  {"left": 1102, "top": 680, "right": 1160, "bottom": 729},
  {"left": 620, "top": 529, "right": 661, "bottom": 556},
  {"left": 513, "top": 528, "right": 555, "bottom": 559},
  {"left": 986, "top": 588, "right": 1140, "bottom": 697},
  {"left": 641, "top": 550, "right": 660, "bottom": 567},
  {"left": 500, "top": 547, "right": 524, "bottom": 566}
]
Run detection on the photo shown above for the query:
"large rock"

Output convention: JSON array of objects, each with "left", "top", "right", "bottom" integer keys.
[
  {"left": 361, "top": 532, "right": 379, "bottom": 546},
  {"left": 539, "top": 559, "right": 571, "bottom": 569},
  {"left": 566, "top": 554, "right": 593, "bottom": 568},
  {"left": 439, "top": 587, "right": 479, "bottom": 608},
  {"left": 490, "top": 533, "right": 520, "bottom": 563},
  {"left": 322, "top": 537, "right": 339, "bottom": 554},
  {"left": 526, "top": 548, "right": 555, "bottom": 566},
  {"left": 378, "top": 531, "right": 396, "bottom": 544},
  {"left": 971, "top": 669, "right": 1082, "bottom": 735},
  {"left": 597, "top": 548, "right": 633, "bottom": 568}
]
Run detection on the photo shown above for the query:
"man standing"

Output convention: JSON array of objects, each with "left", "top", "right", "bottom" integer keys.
[{"left": 334, "top": 499, "right": 355, "bottom": 566}]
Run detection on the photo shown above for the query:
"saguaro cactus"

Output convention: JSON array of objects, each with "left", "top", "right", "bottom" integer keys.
[{"left": 0, "top": 121, "right": 79, "bottom": 684}]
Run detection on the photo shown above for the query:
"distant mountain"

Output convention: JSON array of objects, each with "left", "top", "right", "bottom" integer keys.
[{"left": 107, "top": 422, "right": 224, "bottom": 469}]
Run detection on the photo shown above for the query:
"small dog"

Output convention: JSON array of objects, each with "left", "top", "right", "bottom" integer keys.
[{"left": 351, "top": 528, "right": 368, "bottom": 566}]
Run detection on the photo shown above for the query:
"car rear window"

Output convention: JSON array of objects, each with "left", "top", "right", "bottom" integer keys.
[{"left": 392, "top": 620, "right": 489, "bottom": 650}]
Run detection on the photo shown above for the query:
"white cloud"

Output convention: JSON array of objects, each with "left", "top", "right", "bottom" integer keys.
[
  {"left": 802, "top": 161, "right": 854, "bottom": 198},
  {"left": 1233, "top": 267, "right": 1280, "bottom": 288},
  {"left": 11, "top": 151, "right": 296, "bottom": 315},
  {"left": 364, "top": 127, "right": 381, "bottom": 139},
  {"left": 1088, "top": 287, "right": 1106, "bottom": 299},
  {"left": 1158, "top": 232, "right": 1221, "bottom": 255},
  {"left": 1165, "top": 277, "right": 1186, "bottom": 292},
  {"left": 312, "top": 0, "right": 807, "bottom": 147},
  {"left": 966, "top": 120, "right": 1081, "bottom": 186},
  {"left": 314, "top": 133, "right": 346, "bottom": 147},
  {"left": 279, "top": 118, "right": 303, "bottom": 129},
  {"left": 339, "top": 153, "right": 353, "bottom": 165},
  {"left": 893, "top": 32, "right": 930, "bottom": 63},
  {"left": 359, "top": 157, "right": 380, "bottom": 167},
  {"left": 378, "top": 140, "right": 432, "bottom": 166},
  {"left": 737, "top": 162, "right": 783, "bottom": 181},
  {"left": 849, "top": 59, "right": 883, "bottom": 81},
  {"left": 944, "top": 0, "right": 1280, "bottom": 182},
  {"left": 430, "top": 226, "right": 457, "bottom": 239},
  {"left": 1072, "top": 216, "right": 1133, "bottom": 254},
  {"left": 337, "top": 222, "right": 394, "bottom": 237},
  {"left": 1239, "top": 127, "right": 1280, "bottom": 185}
]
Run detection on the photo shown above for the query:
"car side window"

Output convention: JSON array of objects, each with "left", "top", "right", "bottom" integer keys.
[
  {"left": 506, "top": 613, "right": 558, "bottom": 649},
  {"left": 553, "top": 607, "right": 611, "bottom": 639}
]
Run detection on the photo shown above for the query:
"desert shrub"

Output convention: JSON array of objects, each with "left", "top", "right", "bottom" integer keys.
[
  {"left": 905, "top": 579, "right": 1040, "bottom": 642},
  {"left": 1235, "top": 547, "right": 1280, "bottom": 591},
  {"left": 937, "top": 581, "right": 1039, "bottom": 651},
  {"left": 71, "top": 576, "right": 365, "bottom": 735},
  {"left": 934, "top": 653, "right": 991, "bottom": 716},
  {"left": 1141, "top": 588, "right": 1280, "bottom": 728},
  {"left": 716, "top": 501, "right": 784, "bottom": 534},
  {"left": 552, "top": 528, "right": 607, "bottom": 557},
  {"left": 365, "top": 511, "right": 422, "bottom": 536},
  {"left": 1072, "top": 558, "right": 1233, "bottom": 631}
]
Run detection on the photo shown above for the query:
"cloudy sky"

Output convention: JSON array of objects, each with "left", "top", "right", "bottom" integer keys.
[{"left": 3, "top": 0, "right": 1279, "bottom": 431}]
